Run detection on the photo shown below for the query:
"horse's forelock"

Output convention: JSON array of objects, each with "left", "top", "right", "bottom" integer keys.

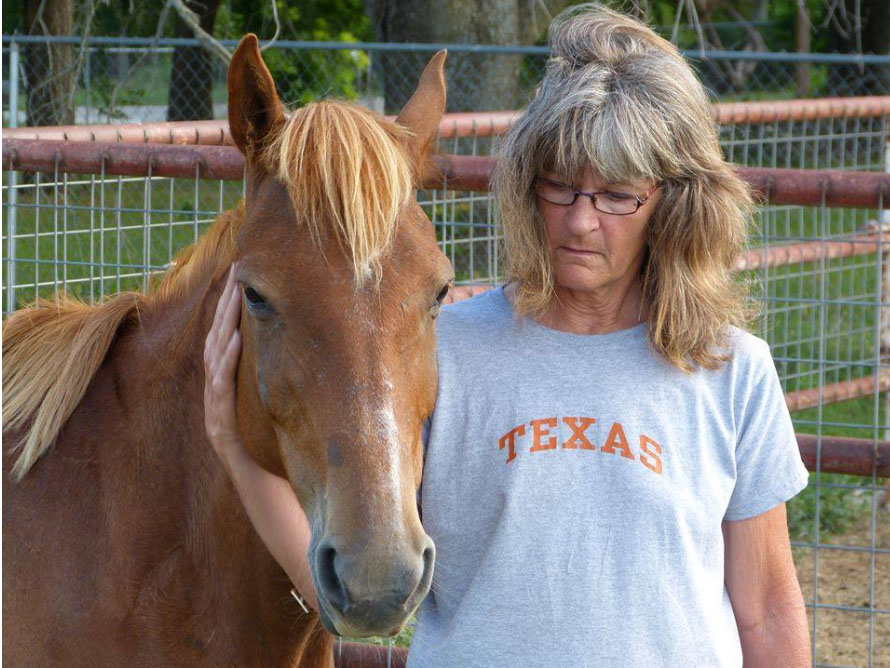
[{"left": 264, "top": 101, "right": 414, "bottom": 284}]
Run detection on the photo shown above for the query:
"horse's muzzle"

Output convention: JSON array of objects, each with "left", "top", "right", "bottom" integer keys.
[{"left": 313, "top": 535, "right": 436, "bottom": 637}]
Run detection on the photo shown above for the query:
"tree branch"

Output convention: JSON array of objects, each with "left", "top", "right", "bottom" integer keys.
[
  {"left": 686, "top": 0, "right": 706, "bottom": 57},
  {"left": 259, "top": 0, "right": 281, "bottom": 51},
  {"left": 109, "top": 0, "right": 173, "bottom": 116},
  {"left": 724, "top": 5, "right": 768, "bottom": 52},
  {"left": 168, "top": 0, "right": 231, "bottom": 63},
  {"left": 795, "top": 0, "right": 814, "bottom": 32},
  {"left": 69, "top": 0, "right": 98, "bottom": 103},
  {"left": 670, "top": 0, "right": 687, "bottom": 44}
]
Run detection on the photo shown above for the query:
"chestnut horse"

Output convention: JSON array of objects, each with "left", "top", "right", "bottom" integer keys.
[{"left": 3, "top": 36, "right": 451, "bottom": 667}]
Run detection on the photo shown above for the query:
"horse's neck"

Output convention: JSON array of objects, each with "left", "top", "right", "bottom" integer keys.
[{"left": 122, "top": 269, "right": 231, "bottom": 538}]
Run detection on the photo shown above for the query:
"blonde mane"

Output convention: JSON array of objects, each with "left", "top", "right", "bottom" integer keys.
[
  {"left": 264, "top": 101, "right": 414, "bottom": 282},
  {"left": 3, "top": 293, "right": 144, "bottom": 480},
  {"left": 4, "top": 100, "right": 412, "bottom": 479}
]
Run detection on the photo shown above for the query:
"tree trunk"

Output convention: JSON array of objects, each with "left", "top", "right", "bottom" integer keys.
[
  {"left": 366, "top": 0, "right": 559, "bottom": 113},
  {"left": 24, "top": 0, "right": 76, "bottom": 127},
  {"left": 166, "top": 0, "right": 221, "bottom": 121},
  {"left": 860, "top": 0, "right": 890, "bottom": 55},
  {"left": 860, "top": 0, "right": 890, "bottom": 94},
  {"left": 827, "top": 0, "right": 890, "bottom": 95}
]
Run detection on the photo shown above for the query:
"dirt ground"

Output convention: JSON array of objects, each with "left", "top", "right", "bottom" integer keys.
[{"left": 793, "top": 507, "right": 890, "bottom": 667}]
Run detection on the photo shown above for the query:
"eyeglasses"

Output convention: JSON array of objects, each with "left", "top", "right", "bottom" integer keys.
[{"left": 534, "top": 177, "right": 661, "bottom": 216}]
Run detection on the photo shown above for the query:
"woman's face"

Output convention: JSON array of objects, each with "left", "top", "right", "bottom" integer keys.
[{"left": 536, "top": 166, "right": 660, "bottom": 295}]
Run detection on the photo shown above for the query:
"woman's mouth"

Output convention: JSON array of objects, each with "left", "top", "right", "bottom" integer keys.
[{"left": 559, "top": 246, "right": 599, "bottom": 256}]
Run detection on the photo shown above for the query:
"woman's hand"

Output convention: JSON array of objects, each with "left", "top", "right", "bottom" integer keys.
[
  {"left": 204, "top": 263, "right": 244, "bottom": 462},
  {"left": 202, "top": 264, "right": 318, "bottom": 606}
]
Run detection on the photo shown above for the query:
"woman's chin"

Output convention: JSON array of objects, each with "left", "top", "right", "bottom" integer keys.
[{"left": 553, "top": 266, "right": 608, "bottom": 294}]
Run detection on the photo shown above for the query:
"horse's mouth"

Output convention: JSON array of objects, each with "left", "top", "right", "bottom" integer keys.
[
  {"left": 316, "top": 595, "right": 414, "bottom": 638},
  {"left": 317, "top": 602, "right": 342, "bottom": 637}
]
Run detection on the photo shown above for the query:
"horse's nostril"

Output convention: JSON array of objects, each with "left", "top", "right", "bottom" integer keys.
[
  {"left": 407, "top": 539, "right": 436, "bottom": 608},
  {"left": 422, "top": 543, "right": 435, "bottom": 571},
  {"left": 316, "top": 542, "right": 348, "bottom": 614}
]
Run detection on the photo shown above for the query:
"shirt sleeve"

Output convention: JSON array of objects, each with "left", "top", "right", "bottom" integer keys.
[{"left": 724, "top": 339, "right": 810, "bottom": 522}]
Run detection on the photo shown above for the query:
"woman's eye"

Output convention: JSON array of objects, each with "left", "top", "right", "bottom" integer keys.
[
  {"left": 602, "top": 191, "right": 634, "bottom": 201},
  {"left": 549, "top": 183, "right": 574, "bottom": 197},
  {"left": 243, "top": 286, "right": 272, "bottom": 313}
]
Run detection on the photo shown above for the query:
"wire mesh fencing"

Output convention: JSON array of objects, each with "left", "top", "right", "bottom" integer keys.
[
  {"left": 3, "top": 35, "right": 890, "bottom": 126},
  {"left": 2, "top": 103, "right": 890, "bottom": 666}
]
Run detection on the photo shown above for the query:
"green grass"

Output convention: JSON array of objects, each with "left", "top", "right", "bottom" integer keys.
[
  {"left": 787, "top": 395, "right": 887, "bottom": 540},
  {"left": 344, "top": 620, "right": 415, "bottom": 649}
]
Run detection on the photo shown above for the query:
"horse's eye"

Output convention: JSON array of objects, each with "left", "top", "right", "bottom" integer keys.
[
  {"left": 243, "top": 286, "right": 272, "bottom": 314},
  {"left": 430, "top": 283, "right": 451, "bottom": 319}
]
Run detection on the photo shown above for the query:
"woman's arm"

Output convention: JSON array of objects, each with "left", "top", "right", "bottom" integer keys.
[
  {"left": 723, "top": 503, "right": 810, "bottom": 667},
  {"left": 204, "top": 264, "right": 318, "bottom": 608}
]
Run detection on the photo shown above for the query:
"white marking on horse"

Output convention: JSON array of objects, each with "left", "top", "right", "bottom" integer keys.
[{"left": 374, "top": 374, "right": 403, "bottom": 515}]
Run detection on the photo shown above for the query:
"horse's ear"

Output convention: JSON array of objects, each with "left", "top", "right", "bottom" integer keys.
[
  {"left": 395, "top": 50, "right": 447, "bottom": 181},
  {"left": 228, "top": 34, "right": 286, "bottom": 158}
]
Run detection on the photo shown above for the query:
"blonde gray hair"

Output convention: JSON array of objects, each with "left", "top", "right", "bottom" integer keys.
[{"left": 492, "top": 3, "right": 754, "bottom": 371}]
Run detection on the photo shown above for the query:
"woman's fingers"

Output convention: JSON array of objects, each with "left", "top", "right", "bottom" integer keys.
[
  {"left": 211, "top": 264, "right": 237, "bottom": 332},
  {"left": 220, "top": 271, "right": 242, "bottom": 345},
  {"left": 217, "top": 329, "right": 242, "bottom": 395},
  {"left": 204, "top": 262, "right": 244, "bottom": 452},
  {"left": 205, "top": 265, "right": 235, "bottom": 358},
  {"left": 206, "top": 264, "right": 239, "bottom": 361}
]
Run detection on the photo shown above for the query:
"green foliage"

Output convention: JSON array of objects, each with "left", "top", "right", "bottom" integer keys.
[
  {"left": 91, "top": 2, "right": 167, "bottom": 38},
  {"left": 217, "top": 0, "right": 371, "bottom": 41},
  {"left": 216, "top": 1, "right": 372, "bottom": 103},
  {"left": 260, "top": 36, "right": 370, "bottom": 105},
  {"left": 589, "top": 0, "right": 833, "bottom": 54}
]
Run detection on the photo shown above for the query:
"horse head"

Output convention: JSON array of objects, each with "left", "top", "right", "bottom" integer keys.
[{"left": 225, "top": 36, "right": 451, "bottom": 638}]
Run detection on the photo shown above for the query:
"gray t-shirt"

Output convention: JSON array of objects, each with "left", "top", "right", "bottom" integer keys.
[{"left": 408, "top": 286, "right": 809, "bottom": 668}]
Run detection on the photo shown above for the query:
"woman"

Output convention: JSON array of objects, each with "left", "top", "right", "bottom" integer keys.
[{"left": 204, "top": 5, "right": 811, "bottom": 666}]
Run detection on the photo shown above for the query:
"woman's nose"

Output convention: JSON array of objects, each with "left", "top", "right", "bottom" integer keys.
[{"left": 564, "top": 196, "right": 602, "bottom": 234}]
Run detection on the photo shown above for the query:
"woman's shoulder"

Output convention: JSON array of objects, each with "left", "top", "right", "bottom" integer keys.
[
  {"left": 439, "top": 286, "right": 510, "bottom": 329},
  {"left": 720, "top": 325, "right": 775, "bottom": 375},
  {"left": 435, "top": 286, "right": 514, "bottom": 359}
]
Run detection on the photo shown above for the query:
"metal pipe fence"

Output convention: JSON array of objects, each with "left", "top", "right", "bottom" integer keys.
[
  {"left": 6, "top": 97, "right": 888, "bottom": 176},
  {"left": 2, "top": 103, "right": 890, "bottom": 666}
]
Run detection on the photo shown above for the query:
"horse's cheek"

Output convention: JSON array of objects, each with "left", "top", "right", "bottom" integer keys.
[{"left": 235, "top": 328, "right": 291, "bottom": 478}]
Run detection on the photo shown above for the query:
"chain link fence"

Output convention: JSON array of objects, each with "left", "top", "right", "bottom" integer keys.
[{"left": 3, "top": 35, "right": 890, "bottom": 126}]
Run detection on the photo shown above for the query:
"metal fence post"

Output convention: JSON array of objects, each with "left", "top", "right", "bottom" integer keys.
[
  {"left": 882, "top": 139, "right": 890, "bottom": 456},
  {"left": 881, "top": 138, "right": 890, "bottom": 352},
  {"left": 6, "top": 38, "right": 20, "bottom": 313},
  {"left": 84, "top": 46, "right": 91, "bottom": 124},
  {"left": 884, "top": 139, "right": 890, "bottom": 227}
]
